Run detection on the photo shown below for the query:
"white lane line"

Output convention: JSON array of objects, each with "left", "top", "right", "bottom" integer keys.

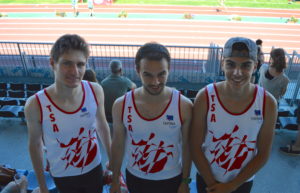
[
  {"left": 0, "top": 27, "right": 299, "bottom": 37},
  {"left": 2, "top": 18, "right": 299, "bottom": 26},
  {"left": 1, "top": 33, "right": 300, "bottom": 43},
  {"left": 2, "top": 22, "right": 300, "bottom": 32}
]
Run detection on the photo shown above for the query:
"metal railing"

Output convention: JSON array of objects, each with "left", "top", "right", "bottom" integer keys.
[
  {"left": 283, "top": 51, "right": 300, "bottom": 106},
  {"left": 0, "top": 42, "right": 223, "bottom": 84}
]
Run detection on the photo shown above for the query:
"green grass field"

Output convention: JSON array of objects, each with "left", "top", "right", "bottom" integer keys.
[{"left": 1, "top": 0, "right": 300, "bottom": 9}]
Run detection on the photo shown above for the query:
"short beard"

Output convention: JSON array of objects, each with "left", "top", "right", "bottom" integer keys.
[{"left": 143, "top": 84, "right": 164, "bottom": 96}]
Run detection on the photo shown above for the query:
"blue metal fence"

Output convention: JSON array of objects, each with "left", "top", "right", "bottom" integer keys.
[
  {"left": 0, "top": 42, "right": 223, "bottom": 85},
  {"left": 283, "top": 51, "right": 300, "bottom": 105}
]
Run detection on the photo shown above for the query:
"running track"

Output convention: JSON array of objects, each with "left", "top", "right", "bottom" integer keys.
[{"left": 0, "top": 4, "right": 300, "bottom": 54}]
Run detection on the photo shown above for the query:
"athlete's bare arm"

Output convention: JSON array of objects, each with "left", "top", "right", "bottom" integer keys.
[
  {"left": 89, "top": 82, "right": 112, "bottom": 162},
  {"left": 25, "top": 96, "right": 49, "bottom": 193},
  {"left": 110, "top": 96, "right": 127, "bottom": 193},
  {"left": 178, "top": 95, "right": 193, "bottom": 193},
  {"left": 190, "top": 88, "right": 217, "bottom": 187},
  {"left": 206, "top": 92, "right": 277, "bottom": 193}
]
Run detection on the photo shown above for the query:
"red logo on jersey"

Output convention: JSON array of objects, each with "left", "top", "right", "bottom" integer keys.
[
  {"left": 131, "top": 133, "right": 174, "bottom": 174},
  {"left": 56, "top": 127, "right": 98, "bottom": 171},
  {"left": 209, "top": 125, "right": 256, "bottom": 174}
]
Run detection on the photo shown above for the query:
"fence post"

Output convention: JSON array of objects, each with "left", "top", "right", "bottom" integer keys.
[
  {"left": 17, "top": 43, "right": 29, "bottom": 77},
  {"left": 291, "top": 72, "right": 300, "bottom": 106},
  {"left": 285, "top": 51, "right": 294, "bottom": 77}
]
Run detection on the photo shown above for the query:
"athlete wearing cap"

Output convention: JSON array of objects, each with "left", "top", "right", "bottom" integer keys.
[{"left": 190, "top": 37, "right": 277, "bottom": 193}]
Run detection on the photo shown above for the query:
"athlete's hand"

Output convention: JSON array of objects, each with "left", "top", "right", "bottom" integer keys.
[
  {"left": 39, "top": 187, "right": 50, "bottom": 193},
  {"left": 206, "top": 182, "right": 236, "bottom": 193},
  {"left": 106, "top": 161, "right": 112, "bottom": 171},
  {"left": 177, "top": 182, "right": 190, "bottom": 193},
  {"left": 31, "top": 187, "right": 41, "bottom": 193},
  {"left": 110, "top": 181, "right": 121, "bottom": 193}
]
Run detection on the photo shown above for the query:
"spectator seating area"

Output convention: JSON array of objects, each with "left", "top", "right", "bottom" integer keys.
[
  {"left": 0, "top": 83, "right": 49, "bottom": 118},
  {"left": 278, "top": 104, "right": 299, "bottom": 131}
]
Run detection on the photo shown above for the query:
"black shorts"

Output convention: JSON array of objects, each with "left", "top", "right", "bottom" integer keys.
[
  {"left": 196, "top": 173, "right": 253, "bottom": 193},
  {"left": 126, "top": 169, "right": 182, "bottom": 193},
  {"left": 53, "top": 164, "right": 103, "bottom": 193}
]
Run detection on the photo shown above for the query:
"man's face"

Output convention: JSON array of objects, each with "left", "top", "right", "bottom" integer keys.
[
  {"left": 222, "top": 50, "right": 256, "bottom": 88},
  {"left": 51, "top": 49, "right": 87, "bottom": 88},
  {"left": 137, "top": 58, "right": 169, "bottom": 96}
]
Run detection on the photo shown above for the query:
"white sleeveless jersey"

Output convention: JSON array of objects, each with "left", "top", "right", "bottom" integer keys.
[
  {"left": 204, "top": 83, "right": 265, "bottom": 183},
  {"left": 123, "top": 89, "right": 183, "bottom": 180},
  {"left": 35, "top": 80, "right": 101, "bottom": 177}
]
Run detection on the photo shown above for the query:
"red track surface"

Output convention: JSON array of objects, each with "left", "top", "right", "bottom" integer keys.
[{"left": 0, "top": 4, "right": 300, "bottom": 53}]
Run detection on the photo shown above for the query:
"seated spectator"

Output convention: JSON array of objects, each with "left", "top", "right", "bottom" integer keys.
[
  {"left": 101, "top": 60, "right": 136, "bottom": 123},
  {"left": 83, "top": 68, "right": 98, "bottom": 83},
  {"left": 258, "top": 48, "right": 289, "bottom": 102},
  {"left": 280, "top": 106, "right": 300, "bottom": 155}
]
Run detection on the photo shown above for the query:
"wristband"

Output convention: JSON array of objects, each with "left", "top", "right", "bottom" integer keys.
[{"left": 182, "top": 177, "right": 192, "bottom": 184}]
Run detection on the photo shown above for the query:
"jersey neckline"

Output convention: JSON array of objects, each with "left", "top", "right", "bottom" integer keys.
[
  {"left": 131, "top": 89, "right": 173, "bottom": 121},
  {"left": 213, "top": 83, "right": 258, "bottom": 116},
  {"left": 44, "top": 82, "right": 86, "bottom": 114}
]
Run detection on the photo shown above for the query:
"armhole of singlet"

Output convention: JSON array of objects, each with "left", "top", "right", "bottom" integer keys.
[
  {"left": 178, "top": 92, "right": 183, "bottom": 125},
  {"left": 205, "top": 87, "right": 209, "bottom": 115},
  {"left": 88, "top": 81, "right": 99, "bottom": 106},
  {"left": 263, "top": 89, "right": 266, "bottom": 119},
  {"left": 121, "top": 93, "right": 127, "bottom": 123},
  {"left": 35, "top": 93, "right": 43, "bottom": 124}
]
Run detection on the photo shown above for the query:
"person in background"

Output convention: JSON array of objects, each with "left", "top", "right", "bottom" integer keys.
[
  {"left": 258, "top": 48, "right": 289, "bottom": 102},
  {"left": 255, "top": 39, "right": 265, "bottom": 68},
  {"left": 84, "top": 68, "right": 98, "bottom": 83},
  {"left": 71, "top": 0, "right": 79, "bottom": 17},
  {"left": 101, "top": 60, "right": 136, "bottom": 123},
  {"left": 191, "top": 37, "right": 277, "bottom": 193},
  {"left": 252, "top": 46, "right": 265, "bottom": 84},
  {"left": 87, "top": 0, "right": 95, "bottom": 17}
]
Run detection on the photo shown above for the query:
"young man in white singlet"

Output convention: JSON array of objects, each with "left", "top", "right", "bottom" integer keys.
[
  {"left": 25, "top": 34, "right": 111, "bottom": 193},
  {"left": 190, "top": 37, "right": 277, "bottom": 193},
  {"left": 110, "top": 42, "right": 193, "bottom": 193}
]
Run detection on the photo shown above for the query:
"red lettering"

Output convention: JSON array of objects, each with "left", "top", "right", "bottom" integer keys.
[
  {"left": 210, "top": 114, "right": 216, "bottom": 122},
  {"left": 127, "top": 115, "right": 132, "bottom": 123},
  {"left": 49, "top": 113, "right": 55, "bottom": 122},
  {"left": 128, "top": 124, "right": 133, "bottom": 132},
  {"left": 53, "top": 124, "right": 59, "bottom": 132},
  {"left": 211, "top": 95, "right": 215, "bottom": 102},
  {"left": 46, "top": 105, "right": 52, "bottom": 112},
  {"left": 128, "top": 106, "right": 132, "bottom": 113},
  {"left": 211, "top": 104, "right": 215, "bottom": 112}
]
